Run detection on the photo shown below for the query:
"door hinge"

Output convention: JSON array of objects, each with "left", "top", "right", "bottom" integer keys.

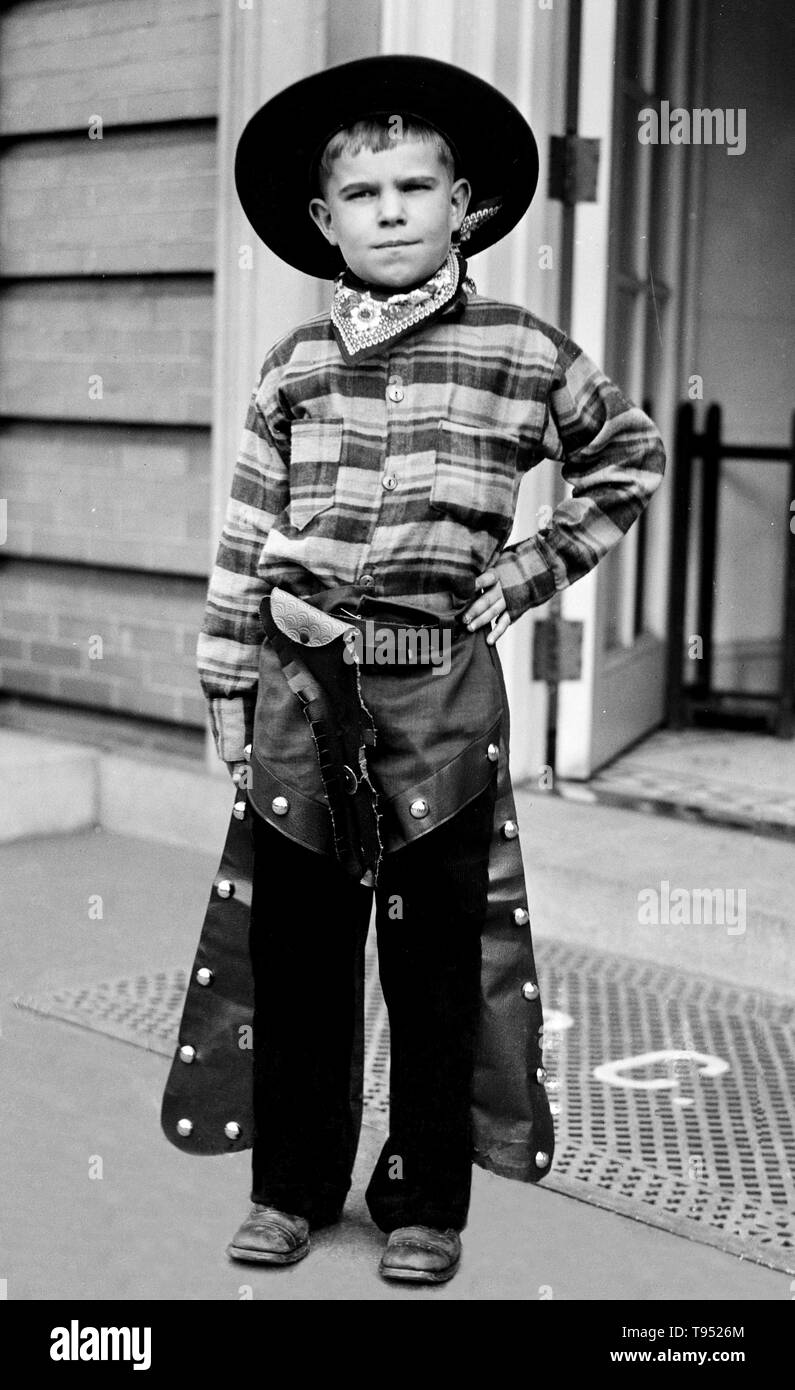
[
  {"left": 547, "top": 134, "right": 600, "bottom": 205},
  {"left": 532, "top": 618, "right": 584, "bottom": 682}
]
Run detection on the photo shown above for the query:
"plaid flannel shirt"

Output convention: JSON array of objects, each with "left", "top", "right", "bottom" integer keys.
[{"left": 198, "top": 294, "right": 666, "bottom": 761}]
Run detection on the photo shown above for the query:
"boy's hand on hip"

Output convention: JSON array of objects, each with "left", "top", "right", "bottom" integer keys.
[{"left": 463, "top": 570, "right": 510, "bottom": 645}]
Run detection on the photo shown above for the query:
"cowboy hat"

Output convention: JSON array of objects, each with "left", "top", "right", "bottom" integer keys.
[{"left": 234, "top": 54, "right": 539, "bottom": 279}]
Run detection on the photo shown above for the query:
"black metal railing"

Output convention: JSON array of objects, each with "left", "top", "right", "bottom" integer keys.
[{"left": 666, "top": 402, "right": 795, "bottom": 737}]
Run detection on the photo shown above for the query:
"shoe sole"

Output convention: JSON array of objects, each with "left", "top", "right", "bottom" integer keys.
[
  {"left": 378, "top": 1259, "right": 460, "bottom": 1285},
  {"left": 226, "top": 1240, "right": 310, "bottom": 1266}
]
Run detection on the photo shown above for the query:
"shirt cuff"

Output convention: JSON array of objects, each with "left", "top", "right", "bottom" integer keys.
[
  {"left": 494, "top": 537, "right": 561, "bottom": 622},
  {"left": 207, "top": 695, "right": 255, "bottom": 764}
]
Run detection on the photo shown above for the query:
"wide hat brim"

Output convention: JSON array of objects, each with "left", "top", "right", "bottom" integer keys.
[{"left": 235, "top": 54, "right": 539, "bottom": 279}]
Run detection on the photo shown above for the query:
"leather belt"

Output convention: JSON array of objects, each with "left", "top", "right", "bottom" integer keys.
[{"left": 272, "top": 586, "right": 467, "bottom": 672}]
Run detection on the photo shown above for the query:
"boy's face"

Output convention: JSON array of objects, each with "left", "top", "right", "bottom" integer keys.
[{"left": 309, "top": 139, "right": 471, "bottom": 289}]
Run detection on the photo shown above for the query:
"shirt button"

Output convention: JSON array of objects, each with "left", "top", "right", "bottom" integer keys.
[
  {"left": 386, "top": 384, "right": 404, "bottom": 403},
  {"left": 381, "top": 473, "right": 397, "bottom": 491},
  {"left": 359, "top": 573, "right": 375, "bottom": 589}
]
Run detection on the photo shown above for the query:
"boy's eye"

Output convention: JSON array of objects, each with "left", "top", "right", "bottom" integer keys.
[{"left": 344, "top": 182, "right": 432, "bottom": 199}]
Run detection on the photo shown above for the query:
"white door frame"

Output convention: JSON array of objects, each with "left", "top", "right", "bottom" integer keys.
[{"left": 556, "top": 0, "right": 706, "bottom": 778}]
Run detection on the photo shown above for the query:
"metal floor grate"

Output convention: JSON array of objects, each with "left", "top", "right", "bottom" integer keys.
[
  {"left": 535, "top": 941, "right": 795, "bottom": 1271},
  {"left": 14, "top": 935, "right": 795, "bottom": 1273}
]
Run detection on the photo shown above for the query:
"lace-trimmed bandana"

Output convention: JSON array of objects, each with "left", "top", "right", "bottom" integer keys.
[{"left": 331, "top": 247, "right": 476, "bottom": 365}]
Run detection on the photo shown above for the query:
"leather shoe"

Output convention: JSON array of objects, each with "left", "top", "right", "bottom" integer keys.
[
  {"left": 378, "top": 1226, "right": 461, "bottom": 1284},
  {"left": 226, "top": 1205, "right": 310, "bottom": 1265}
]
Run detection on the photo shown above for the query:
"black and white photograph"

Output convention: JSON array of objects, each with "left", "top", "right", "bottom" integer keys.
[{"left": 0, "top": 0, "right": 792, "bottom": 1349}]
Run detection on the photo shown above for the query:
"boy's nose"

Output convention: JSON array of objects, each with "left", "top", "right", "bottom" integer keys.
[{"left": 377, "top": 192, "right": 407, "bottom": 224}]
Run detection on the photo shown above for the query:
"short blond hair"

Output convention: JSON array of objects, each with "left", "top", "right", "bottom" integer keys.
[{"left": 317, "top": 116, "right": 456, "bottom": 194}]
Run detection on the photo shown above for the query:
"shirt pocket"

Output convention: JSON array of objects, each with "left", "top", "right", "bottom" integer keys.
[
  {"left": 288, "top": 417, "right": 343, "bottom": 531},
  {"left": 430, "top": 419, "right": 520, "bottom": 538}
]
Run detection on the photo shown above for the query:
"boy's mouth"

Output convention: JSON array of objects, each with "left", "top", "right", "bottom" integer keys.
[{"left": 373, "top": 240, "right": 419, "bottom": 249}]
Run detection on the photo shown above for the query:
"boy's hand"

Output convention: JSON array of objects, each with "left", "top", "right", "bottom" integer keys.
[
  {"left": 226, "top": 743, "right": 251, "bottom": 786},
  {"left": 463, "top": 570, "right": 510, "bottom": 645}
]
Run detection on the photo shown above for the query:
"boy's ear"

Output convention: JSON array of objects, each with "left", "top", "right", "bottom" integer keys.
[
  {"left": 308, "top": 197, "right": 339, "bottom": 246},
  {"left": 449, "top": 177, "right": 472, "bottom": 235}
]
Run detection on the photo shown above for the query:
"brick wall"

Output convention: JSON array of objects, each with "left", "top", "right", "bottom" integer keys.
[
  {"left": 0, "top": 0, "right": 220, "bottom": 132},
  {"left": 0, "top": 560, "right": 207, "bottom": 727},
  {"left": 0, "top": 279, "right": 214, "bottom": 423},
  {"left": 0, "top": 0, "right": 222, "bottom": 736},
  {"left": 0, "top": 126, "right": 217, "bottom": 276},
  {"left": 0, "top": 422, "right": 211, "bottom": 574}
]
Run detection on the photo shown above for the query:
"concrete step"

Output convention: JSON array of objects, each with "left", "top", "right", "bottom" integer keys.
[
  {"left": 0, "top": 730, "right": 98, "bottom": 842},
  {"left": 574, "top": 726, "right": 795, "bottom": 842},
  {"left": 99, "top": 751, "right": 229, "bottom": 853},
  {"left": 0, "top": 729, "right": 229, "bottom": 854},
  {"left": 513, "top": 786, "right": 793, "bottom": 997}
]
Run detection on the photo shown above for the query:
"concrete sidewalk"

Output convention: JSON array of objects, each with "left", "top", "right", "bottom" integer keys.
[{"left": 0, "top": 807, "right": 790, "bottom": 1301}]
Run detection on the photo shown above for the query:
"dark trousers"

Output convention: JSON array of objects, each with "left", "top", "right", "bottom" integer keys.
[{"left": 248, "top": 776, "right": 497, "bottom": 1233}]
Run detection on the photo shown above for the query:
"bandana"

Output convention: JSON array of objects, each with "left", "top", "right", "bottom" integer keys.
[{"left": 330, "top": 246, "right": 475, "bottom": 365}]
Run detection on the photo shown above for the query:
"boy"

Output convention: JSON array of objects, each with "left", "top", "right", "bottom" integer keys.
[{"left": 166, "top": 55, "right": 665, "bottom": 1285}]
